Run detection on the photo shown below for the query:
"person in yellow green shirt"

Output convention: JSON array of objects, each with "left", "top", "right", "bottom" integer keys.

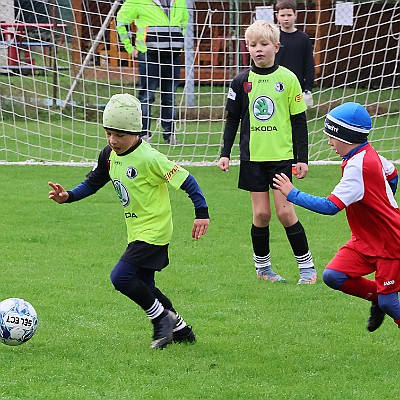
[
  {"left": 48, "top": 94, "right": 209, "bottom": 350},
  {"left": 218, "top": 20, "right": 316, "bottom": 285},
  {"left": 116, "top": 0, "right": 188, "bottom": 145}
]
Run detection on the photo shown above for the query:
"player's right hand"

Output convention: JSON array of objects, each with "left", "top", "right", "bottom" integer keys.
[
  {"left": 192, "top": 218, "right": 210, "bottom": 240},
  {"left": 217, "top": 157, "right": 230, "bottom": 171},
  {"left": 48, "top": 181, "right": 69, "bottom": 203},
  {"left": 272, "top": 173, "right": 295, "bottom": 197}
]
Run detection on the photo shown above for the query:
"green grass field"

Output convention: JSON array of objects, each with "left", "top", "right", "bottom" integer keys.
[{"left": 1, "top": 164, "right": 399, "bottom": 399}]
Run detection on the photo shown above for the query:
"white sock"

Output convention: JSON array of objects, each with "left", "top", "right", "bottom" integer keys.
[
  {"left": 146, "top": 299, "right": 164, "bottom": 321},
  {"left": 253, "top": 253, "right": 271, "bottom": 269},
  {"left": 173, "top": 313, "right": 187, "bottom": 332},
  {"left": 295, "top": 251, "right": 314, "bottom": 269}
]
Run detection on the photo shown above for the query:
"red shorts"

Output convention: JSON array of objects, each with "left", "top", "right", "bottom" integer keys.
[{"left": 326, "top": 244, "right": 400, "bottom": 294}]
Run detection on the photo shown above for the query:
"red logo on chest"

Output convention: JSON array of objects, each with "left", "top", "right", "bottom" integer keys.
[{"left": 243, "top": 82, "right": 252, "bottom": 93}]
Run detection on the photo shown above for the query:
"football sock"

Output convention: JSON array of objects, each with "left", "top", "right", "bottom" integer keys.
[
  {"left": 253, "top": 253, "right": 272, "bottom": 269},
  {"left": 152, "top": 287, "right": 173, "bottom": 310},
  {"left": 338, "top": 277, "right": 378, "bottom": 302},
  {"left": 146, "top": 299, "right": 166, "bottom": 322},
  {"left": 251, "top": 224, "right": 270, "bottom": 257},
  {"left": 151, "top": 288, "right": 188, "bottom": 330},
  {"left": 394, "top": 319, "right": 400, "bottom": 329},
  {"left": 251, "top": 224, "right": 273, "bottom": 272},
  {"left": 173, "top": 313, "right": 187, "bottom": 332},
  {"left": 150, "top": 287, "right": 188, "bottom": 331},
  {"left": 295, "top": 252, "right": 314, "bottom": 269},
  {"left": 285, "top": 221, "right": 314, "bottom": 269}
]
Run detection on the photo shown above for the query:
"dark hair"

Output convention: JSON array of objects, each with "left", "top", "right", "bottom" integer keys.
[{"left": 275, "top": 0, "right": 297, "bottom": 13}]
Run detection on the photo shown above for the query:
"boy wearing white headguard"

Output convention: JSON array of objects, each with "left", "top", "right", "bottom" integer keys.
[
  {"left": 48, "top": 94, "right": 210, "bottom": 349},
  {"left": 273, "top": 102, "right": 400, "bottom": 332}
]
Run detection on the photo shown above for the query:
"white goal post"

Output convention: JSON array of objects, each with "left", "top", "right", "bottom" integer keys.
[{"left": 0, "top": 0, "right": 399, "bottom": 166}]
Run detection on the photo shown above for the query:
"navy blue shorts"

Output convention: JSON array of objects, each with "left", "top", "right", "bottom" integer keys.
[{"left": 238, "top": 160, "right": 293, "bottom": 192}]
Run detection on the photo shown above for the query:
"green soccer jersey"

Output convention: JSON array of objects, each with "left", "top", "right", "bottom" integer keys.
[
  {"left": 109, "top": 141, "right": 189, "bottom": 245},
  {"left": 247, "top": 67, "right": 305, "bottom": 161},
  {"left": 222, "top": 64, "right": 308, "bottom": 162}
]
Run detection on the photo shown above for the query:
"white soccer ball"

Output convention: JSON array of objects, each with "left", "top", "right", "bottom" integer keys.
[{"left": 0, "top": 298, "right": 38, "bottom": 346}]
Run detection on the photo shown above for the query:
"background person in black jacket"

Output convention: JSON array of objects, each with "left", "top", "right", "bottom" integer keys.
[{"left": 275, "top": 0, "right": 315, "bottom": 108}]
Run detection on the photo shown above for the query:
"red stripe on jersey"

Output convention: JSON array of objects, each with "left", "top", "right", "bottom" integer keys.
[
  {"left": 387, "top": 167, "right": 398, "bottom": 182},
  {"left": 328, "top": 194, "right": 346, "bottom": 210}
]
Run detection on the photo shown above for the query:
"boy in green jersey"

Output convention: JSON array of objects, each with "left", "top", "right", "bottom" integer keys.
[
  {"left": 217, "top": 20, "right": 316, "bottom": 284},
  {"left": 49, "top": 94, "right": 210, "bottom": 350}
]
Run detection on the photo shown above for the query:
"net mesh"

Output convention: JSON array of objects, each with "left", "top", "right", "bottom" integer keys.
[{"left": 0, "top": 0, "right": 399, "bottom": 165}]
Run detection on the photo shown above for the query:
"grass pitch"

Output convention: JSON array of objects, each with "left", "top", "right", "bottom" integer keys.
[{"left": 0, "top": 164, "right": 399, "bottom": 399}]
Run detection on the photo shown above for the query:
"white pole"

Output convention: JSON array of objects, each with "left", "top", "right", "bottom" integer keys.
[{"left": 184, "top": 0, "right": 195, "bottom": 107}]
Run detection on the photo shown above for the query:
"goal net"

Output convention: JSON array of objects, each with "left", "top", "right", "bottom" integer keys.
[{"left": 0, "top": 0, "right": 399, "bottom": 166}]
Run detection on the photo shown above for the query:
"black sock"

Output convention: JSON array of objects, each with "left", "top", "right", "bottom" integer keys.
[
  {"left": 153, "top": 287, "right": 174, "bottom": 312},
  {"left": 285, "top": 221, "right": 309, "bottom": 256},
  {"left": 251, "top": 224, "right": 270, "bottom": 256}
]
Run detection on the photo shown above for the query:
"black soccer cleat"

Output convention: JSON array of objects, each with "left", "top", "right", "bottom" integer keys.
[
  {"left": 367, "top": 301, "right": 386, "bottom": 332},
  {"left": 173, "top": 325, "right": 196, "bottom": 344},
  {"left": 150, "top": 311, "right": 177, "bottom": 349}
]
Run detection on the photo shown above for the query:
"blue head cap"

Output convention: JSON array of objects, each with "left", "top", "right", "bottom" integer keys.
[{"left": 323, "top": 102, "right": 372, "bottom": 144}]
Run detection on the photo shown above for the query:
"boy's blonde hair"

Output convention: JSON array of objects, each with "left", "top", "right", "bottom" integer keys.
[{"left": 245, "top": 20, "right": 280, "bottom": 45}]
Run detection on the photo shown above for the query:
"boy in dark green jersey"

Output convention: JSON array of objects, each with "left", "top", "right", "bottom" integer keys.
[
  {"left": 49, "top": 94, "right": 210, "bottom": 350},
  {"left": 217, "top": 20, "right": 316, "bottom": 285}
]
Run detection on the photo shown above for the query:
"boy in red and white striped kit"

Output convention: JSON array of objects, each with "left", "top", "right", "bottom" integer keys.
[{"left": 273, "top": 102, "right": 400, "bottom": 332}]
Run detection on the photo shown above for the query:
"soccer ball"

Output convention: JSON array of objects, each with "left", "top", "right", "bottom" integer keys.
[{"left": 0, "top": 298, "right": 38, "bottom": 346}]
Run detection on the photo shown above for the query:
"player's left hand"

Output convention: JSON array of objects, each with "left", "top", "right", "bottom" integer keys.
[
  {"left": 192, "top": 218, "right": 210, "bottom": 240},
  {"left": 294, "top": 162, "right": 308, "bottom": 179},
  {"left": 273, "top": 173, "right": 295, "bottom": 197}
]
